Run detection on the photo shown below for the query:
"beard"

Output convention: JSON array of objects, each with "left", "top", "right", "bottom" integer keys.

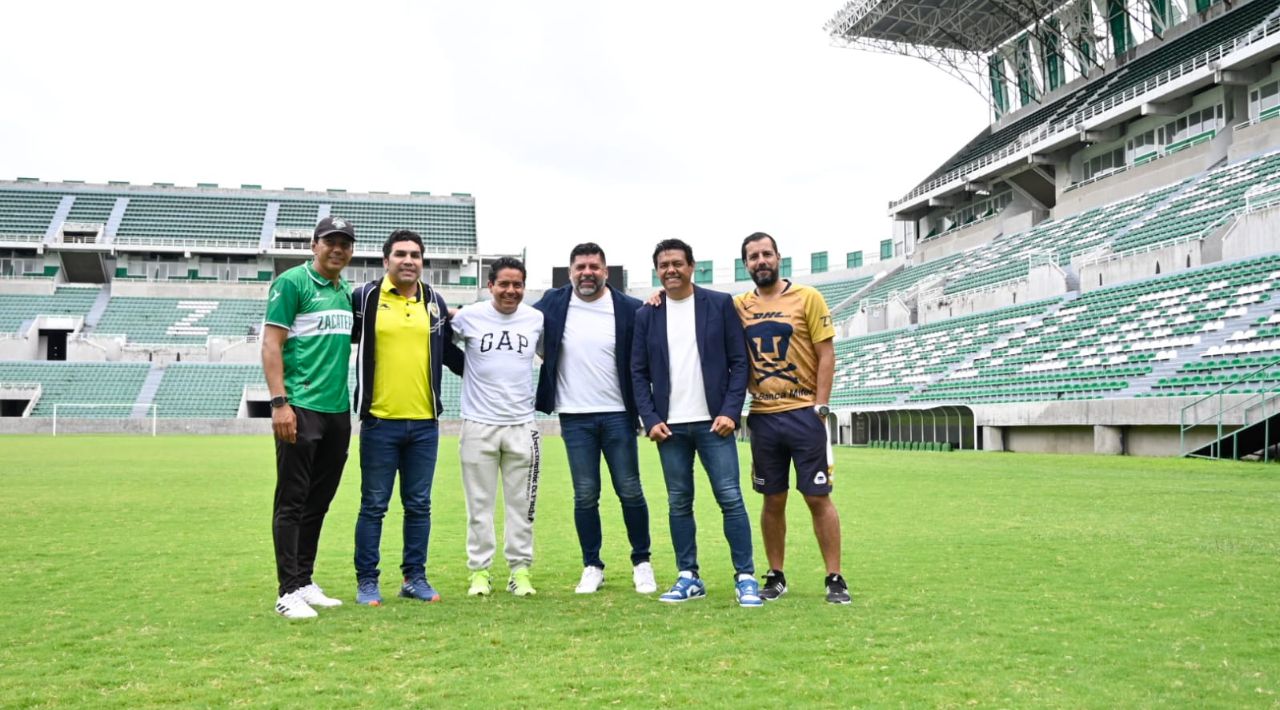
[
  {"left": 751, "top": 267, "right": 778, "bottom": 287},
  {"left": 574, "top": 277, "right": 600, "bottom": 297}
]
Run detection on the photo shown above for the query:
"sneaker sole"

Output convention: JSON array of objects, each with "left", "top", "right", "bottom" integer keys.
[
  {"left": 737, "top": 598, "right": 764, "bottom": 608},
  {"left": 468, "top": 588, "right": 491, "bottom": 597},
  {"left": 761, "top": 587, "right": 788, "bottom": 602},
  {"left": 400, "top": 593, "right": 441, "bottom": 602},
  {"left": 657, "top": 593, "right": 706, "bottom": 603},
  {"left": 634, "top": 586, "right": 658, "bottom": 594},
  {"left": 826, "top": 597, "right": 852, "bottom": 605},
  {"left": 357, "top": 599, "right": 383, "bottom": 607}
]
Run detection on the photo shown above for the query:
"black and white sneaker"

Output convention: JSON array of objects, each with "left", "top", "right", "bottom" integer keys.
[
  {"left": 760, "top": 569, "right": 787, "bottom": 601},
  {"left": 824, "top": 573, "right": 851, "bottom": 605},
  {"left": 275, "top": 590, "right": 318, "bottom": 619}
]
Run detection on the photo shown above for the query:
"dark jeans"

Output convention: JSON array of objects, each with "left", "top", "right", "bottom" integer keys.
[
  {"left": 273, "top": 406, "right": 351, "bottom": 596},
  {"left": 656, "top": 420, "right": 754, "bottom": 576},
  {"left": 560, "top": 412, "right": 651, "bottom": 569},
  {"left": 354, "top": 417, "right": 439, "bottom": 581}
]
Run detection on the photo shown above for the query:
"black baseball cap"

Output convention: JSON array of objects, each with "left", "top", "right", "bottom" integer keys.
[{"left": 314, "top": 215, "right": 356, "bottom": 242}]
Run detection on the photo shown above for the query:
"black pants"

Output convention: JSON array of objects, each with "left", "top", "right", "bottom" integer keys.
[{"left": 273, "top": 406, "right": 351, "bottom": 596}]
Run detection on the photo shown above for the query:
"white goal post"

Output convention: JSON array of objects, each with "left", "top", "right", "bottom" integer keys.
[{"left": 51, "top": 403, "right": 157, "bottom": 437}]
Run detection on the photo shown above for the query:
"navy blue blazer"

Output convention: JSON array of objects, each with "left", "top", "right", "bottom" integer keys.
[
  {"left": 532, "top": 284, "right": 643, "bottom": 418},
  {"left": 630, "top": 285, "right": 749, "bottom": 433}
]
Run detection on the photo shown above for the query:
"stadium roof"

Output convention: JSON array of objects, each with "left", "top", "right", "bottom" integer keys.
[{"left": 825, "top": 0, "right": 1069, "bottom": 53}]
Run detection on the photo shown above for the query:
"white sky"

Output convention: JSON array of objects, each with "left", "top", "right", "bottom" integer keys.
[{"left": 0, "top": 0, "right": 989, "bottom": 287}]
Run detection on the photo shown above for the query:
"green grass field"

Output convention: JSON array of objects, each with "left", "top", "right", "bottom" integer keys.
[{"left": 1, "top": 436, "right": 1278, "bottom": 708}]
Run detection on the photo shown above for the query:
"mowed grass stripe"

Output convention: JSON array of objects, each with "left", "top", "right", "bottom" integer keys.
[{"left": 0, "top": 437, "right": 1276, "bottom": 707}]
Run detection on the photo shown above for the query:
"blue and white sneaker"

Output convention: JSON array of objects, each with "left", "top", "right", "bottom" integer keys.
[
  {"left": 735, "top": 574, "right": 763, "bottom": 608},
  {"left": 356, "top": 578, "right": 382, "bottom": 607},
  {"left": 400, "top": 576, "right": 441, "bottom": 602},
  {"left": 658, "top": 571, "right": 706, "bottom": 603}
]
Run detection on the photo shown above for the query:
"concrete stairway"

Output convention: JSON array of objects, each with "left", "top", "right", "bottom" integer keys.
[
  {"left": 83, "top": 282, "right": 112, "bottom": 330},
  {"left": 131, "top": 364, "right": 165, "bottom": 418}
]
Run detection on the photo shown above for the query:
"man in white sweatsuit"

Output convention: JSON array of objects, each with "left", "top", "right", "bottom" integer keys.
[{"left": 450, "top": 256, "right": 546, "bottom": 597}]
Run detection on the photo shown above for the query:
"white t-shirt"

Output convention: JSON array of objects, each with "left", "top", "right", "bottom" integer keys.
[
  {"left": 665, "top": 293, "right": 711, "bottom": 424},
  {"left": 451, "top": 300, "right": 544, "bottom": 425},
  {"left": 556, "top": 290, "right": 626, "bottom": 413}
]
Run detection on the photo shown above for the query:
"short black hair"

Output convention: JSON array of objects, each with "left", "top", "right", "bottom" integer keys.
[
  {"left": 741, "top": 232, "right": 778, "bottom": 262},
  {"left": 383, "top": 229, "right": 425, "bottom": 259},
  {"left": 652, "top": 238, "right": 694, "bottom": 268},
  {"left": 489, "top": 256, "right": 527, "bottom": 285},
  {"left": 569, "top": 242, "right": 606, "bottom": 265}
]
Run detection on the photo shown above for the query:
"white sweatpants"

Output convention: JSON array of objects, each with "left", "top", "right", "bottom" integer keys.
[{"left": 459, "top": 419, "right": 541, "bottom": 571}]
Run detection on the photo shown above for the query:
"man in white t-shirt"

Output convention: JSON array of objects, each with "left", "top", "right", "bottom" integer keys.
[
  {"left": 450, "top": 256, "right": 546, "bottom": 598},
  {"left": 533, "top": 243, "right": 655, "bottom": 595},
  {"left": 631, "top": 238, "right": 761, "bottom": 608}
]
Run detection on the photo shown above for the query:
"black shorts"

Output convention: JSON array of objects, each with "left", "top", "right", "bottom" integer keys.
[{"left": 747, "top": 407, "right": 833, "bottom": 496}]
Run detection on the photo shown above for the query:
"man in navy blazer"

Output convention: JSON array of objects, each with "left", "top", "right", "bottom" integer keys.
[
  {"left": 532, "top": 242, "right": 656, "bottom": 595},
  {"left": 631, "top": 238, "right": 761, "bottom": 608}
]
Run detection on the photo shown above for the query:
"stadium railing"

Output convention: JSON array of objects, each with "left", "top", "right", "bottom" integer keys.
[
  {"left": 890, "top": 12, "right": 1280, "bottom": 209},
  {"left": 1180, "top": 359, "right": 1280, "bottom": 458}
]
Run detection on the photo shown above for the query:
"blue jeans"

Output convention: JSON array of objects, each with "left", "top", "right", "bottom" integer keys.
[
  {"left": 656, "top": 420, "right": 754, "bottom": 576},
  {"left": 355, "top": 417, "right": 439, "bottom": 580},
  {"left": 560, "top": 412, "right": 651, "bottom": 569}
]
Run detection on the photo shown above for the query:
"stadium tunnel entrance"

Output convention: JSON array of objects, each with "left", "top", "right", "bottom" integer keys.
[
  {"left": 843, "top": 405, "right": 979, "bottom": 451},
  {"left": 0, "top": 384, "right": 38, "bottom": 417}
]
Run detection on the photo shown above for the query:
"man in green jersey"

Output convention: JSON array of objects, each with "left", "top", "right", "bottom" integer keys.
[{"left": 262, "top": 215, "right": 356, "bottom": 619}]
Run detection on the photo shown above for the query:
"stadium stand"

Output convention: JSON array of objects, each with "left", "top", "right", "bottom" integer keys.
[
  {"left": 857, "top": 253, "right": 965, "bottom": 304},
  {"left": 0, "top": 286, "right": 99, "bottom": 332},
  {"left": 152, "top": 363, "right": 265, "bottom": 418},
  {"left": 941, "top": 182, "right": 1188, "bottom": 295},
  {"left": 831, "top": 299, "right": 1056, "bottom": 406},
  {"left": 93, "top": 297, "right": 265, "bottom": 344},
  {"left": 1109, "top": 153, "right": 1280, "bottom": 253},
  {"left": 304, "top": 201, "right": 476, "bottom": 252},
  {"left": 114, "top": 195, "right": 268, "bottom": 246},
  {"left": 0, "top": 189, "right": 61, "bottom": 238},
  {"left": 812, "top": 275, "right": 874, "bottom": 314},
  {"left": 916, "top": 254, "right": 1280, "bottom": 402},
  {"left": 0, "top": 362, "right": 149, "bottom": 416},
  {"left": 0, "top": 181, "right": 479, "bottom": 255},
  {"left": 63, "top": 194, "right": 117, "bottom": 225}
]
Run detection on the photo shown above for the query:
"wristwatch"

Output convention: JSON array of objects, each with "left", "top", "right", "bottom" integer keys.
[
  {"left": 813, "top": 403, "right": 831, "bottom": 417},
  {"left": 270, "top": 395, "right": 290, "bottom": 409}
]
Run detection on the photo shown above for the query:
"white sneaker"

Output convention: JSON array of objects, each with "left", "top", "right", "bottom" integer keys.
[
  {"left": 297, "top": 583, "right": 343, "bottom": 608},
  {"left": 275, "top": 590, "right": 318, "bottom": 619},
  {"left": 633, "top": 561, "right": 658, "bottom": 594},
  {"left": 575, "top": 566, "right": 605, "bottom": 594}
]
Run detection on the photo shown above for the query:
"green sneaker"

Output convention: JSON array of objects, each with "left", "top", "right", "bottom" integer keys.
[
  {"left": 508, "top": 568, "right": 536, "bottom": 597},
  {"left": 468, "top": 569, "right": 491, "bottom": 597}
]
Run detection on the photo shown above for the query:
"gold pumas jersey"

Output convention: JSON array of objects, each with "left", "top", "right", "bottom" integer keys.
[{"left": 734, "top": 281, "right": 835, "bottom": 414}]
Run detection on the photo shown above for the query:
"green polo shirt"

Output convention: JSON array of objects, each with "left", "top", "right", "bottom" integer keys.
[{"left": 265, "top": 262, "right": 353, "bottom": 414}]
